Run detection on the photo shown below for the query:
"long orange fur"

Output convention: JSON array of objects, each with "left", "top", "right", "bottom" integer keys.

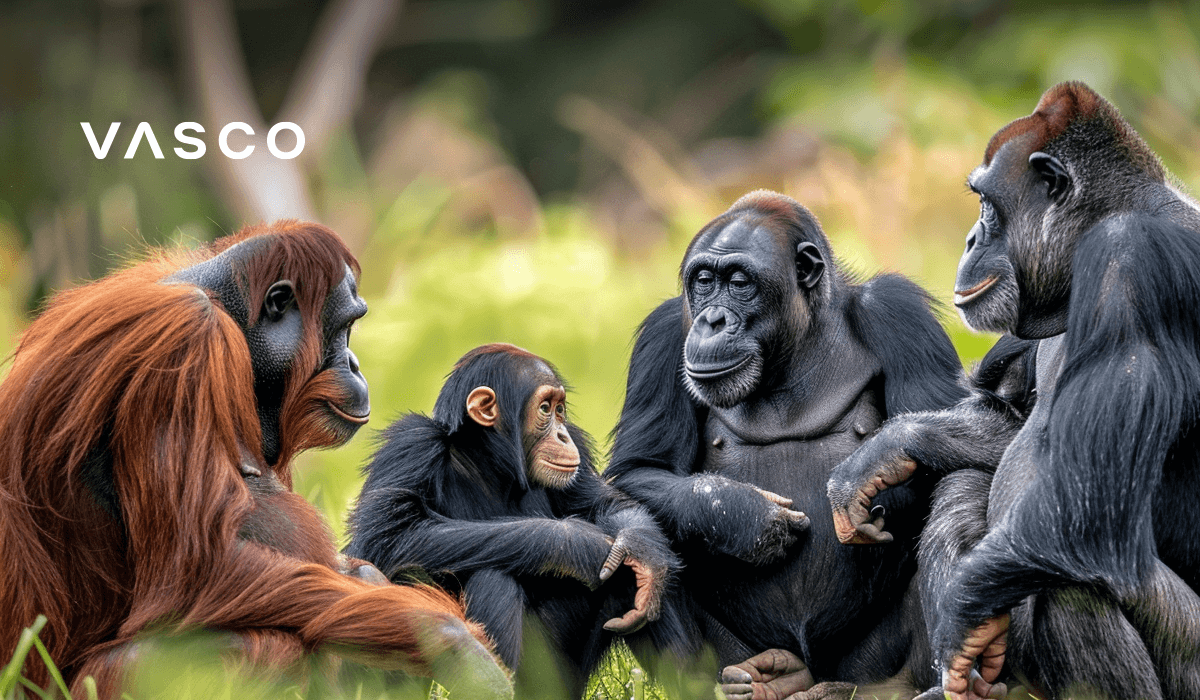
[{"left": 0, "top": 222, "right": 484, "bottom": 697}]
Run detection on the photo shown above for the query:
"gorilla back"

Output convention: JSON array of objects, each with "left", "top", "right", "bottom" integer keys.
[{"left": 608, "top": 190, "right": 965, "bottom": 694}]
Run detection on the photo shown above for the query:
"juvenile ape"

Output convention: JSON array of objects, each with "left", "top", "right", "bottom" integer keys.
[
  {"left": 346, "top": 344, "right": 681, "bottom": 693},
  {"left": 0, "top": 222, "right": 511, "bottom": 699},
  {"left": 607, "top": 191, "right": 966, "bottom": 699},
  {"left": 829, "top": 82, "right": 1200, "bottom": 700}
]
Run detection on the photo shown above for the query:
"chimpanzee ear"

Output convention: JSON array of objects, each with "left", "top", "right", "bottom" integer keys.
[
  {"left": 466, "top": 386, "right": 500, "bottom": 427},
  {"left": 796, "top": 242, "right": 825, "bottom": 289},
  {"left": 1029, "top": 152, "right": 1071, "bottom": 202},
  {"left": 263, "top": 280, "right": 295, "bottom": 322}
]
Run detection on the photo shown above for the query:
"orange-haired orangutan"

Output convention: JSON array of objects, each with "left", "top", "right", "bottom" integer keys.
[{"left": 0, "top": 221, "right": 512, "bottom": 699}]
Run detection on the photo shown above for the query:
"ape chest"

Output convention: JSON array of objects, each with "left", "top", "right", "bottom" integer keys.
[{"left": 698, "top": 392, "right": 883, "bottom": 501}]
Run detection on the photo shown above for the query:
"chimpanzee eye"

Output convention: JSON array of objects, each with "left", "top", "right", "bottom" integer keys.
[
  {"left": 555, "top": 403, "right": 565, "bottom": 416},
  {"left": 539, "top": 402, "right": 551, "bottom": 416},
  {"left": 693, "top": 269, "right": 715, "bottom": 295}
]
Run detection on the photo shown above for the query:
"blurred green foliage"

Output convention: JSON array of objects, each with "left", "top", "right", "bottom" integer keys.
[{"left": 3, "top": 0, "right": 1200, "bottom": 696}]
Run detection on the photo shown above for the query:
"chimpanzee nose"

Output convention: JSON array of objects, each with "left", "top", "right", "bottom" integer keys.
[
  {"left": 347, "top": 349, "right": 361, "bottom": 375},
  {"left": 694, "top": 307, "right": 736, "bottom": 340},
  {"left": 556, "top": 427, "right": 571, "bottom": 444},
  {"left": 965, "top": 231, "right": 976, "bottom": 253}
]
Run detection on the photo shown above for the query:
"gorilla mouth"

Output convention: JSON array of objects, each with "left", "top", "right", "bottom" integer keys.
[
  {"left": 954, "top": 276, "right": 998, "bottom": 306},
  {"left": 685, "top": 355, "right": 753, "bottom": 381},
  {"left": 325, "top": 401, "right": 370, "bottom": 425}
]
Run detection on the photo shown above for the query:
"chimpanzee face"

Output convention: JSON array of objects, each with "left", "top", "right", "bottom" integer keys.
[{"left": 681, "top": 217, "right": 823, "bottom": 408}]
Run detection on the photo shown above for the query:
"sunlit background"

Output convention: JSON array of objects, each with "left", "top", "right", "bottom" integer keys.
[{"left": 4, "top": 0, "right": 1200, "bottom": 545}]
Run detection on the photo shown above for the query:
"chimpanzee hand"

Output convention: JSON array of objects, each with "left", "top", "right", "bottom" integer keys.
[
  {"left": 597, "top": 531, "right": 668, "bottom": 634},
  {"left": 827, "top": 436, "right": 916, "bottom": 545},
  {"left": 537, "top": 518, "right": 620, "bottom": 590},
  {"left": 687, "top": 475, "right": 809, "bottom": 564}
]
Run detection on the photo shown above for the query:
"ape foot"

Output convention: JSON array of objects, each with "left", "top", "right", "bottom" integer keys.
[
  {"left": 830, "top": 456, "right": 915, "bottom": 545},
  {"left": 719, "top": 648, "right": 813, "bottom": 700},
  {"left": 943, "top": 615, "right": 1009, "bottom": 700}
]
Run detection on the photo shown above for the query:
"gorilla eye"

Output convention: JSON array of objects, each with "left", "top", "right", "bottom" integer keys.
[
  {"left": 980, "top": 197, "right": 1001, "bottom": 232},
  {"left": 729, "top": 271, "right": 756, "bottom": 300}
]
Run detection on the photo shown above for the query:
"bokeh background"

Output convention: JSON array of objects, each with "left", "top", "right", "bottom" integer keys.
[{"left": 4, "top": 0, "right": 1200, "bottom": 545}]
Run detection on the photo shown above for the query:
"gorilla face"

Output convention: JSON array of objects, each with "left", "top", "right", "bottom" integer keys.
[{"left": 682, "top": 217, "right": 823, "bottom": 408}]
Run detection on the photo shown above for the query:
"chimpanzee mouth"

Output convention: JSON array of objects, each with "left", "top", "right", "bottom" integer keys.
[
  {"left": 684, "top": 355, "right": 754, "bottom": 381},
  {"left": 326, "top": 401, "right": 370, "bottom": 424},
  {"left": 542, "top": 459, "right": 580, "bottom": 472},
  {"left": 954, "top": 276, "right": 998, "bottom": 306}
]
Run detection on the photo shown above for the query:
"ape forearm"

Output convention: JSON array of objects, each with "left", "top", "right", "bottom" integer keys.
[
  {"left": 611, "top": 468, "right": 801, "bottom": 562},
  {"left": 385, "top": 516, "right": 613, "bottom": 586},
  {"left": 827, "top": 395, "right": 1020, "bottom": 545}
]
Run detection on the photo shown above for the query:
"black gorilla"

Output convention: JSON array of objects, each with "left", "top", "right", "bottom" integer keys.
[
  {"left": 345, "top": 344, "right": 683, "bottom": 694},
  {"left": 829, "top": 82, "right": 1200, "bottom": 700},
  {"left": 607, "top": 190, "right": 966, "bottom": 699}
]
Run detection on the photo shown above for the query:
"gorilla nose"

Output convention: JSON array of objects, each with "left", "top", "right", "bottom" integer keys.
[{"left": 695, "top": 307, "right": 738, "bottom": 339}]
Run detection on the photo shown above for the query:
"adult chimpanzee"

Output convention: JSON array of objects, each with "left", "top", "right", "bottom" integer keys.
[
  {"left": 828, "top": 82, "right": 1200, "bottom": 700},
  {"left": 606, "top": 190, "right": 967, "bottom": 699},
  {"left": 345, "top": 344, "right": 682, "bottom": 693}
]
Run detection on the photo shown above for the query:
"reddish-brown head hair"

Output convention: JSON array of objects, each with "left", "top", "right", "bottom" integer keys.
[
  {"left": 984, "top": 81, "right": 1164, "bottom": 180},
  {"left": 0, "top": 223, "right": 486, "bottom": 695}
]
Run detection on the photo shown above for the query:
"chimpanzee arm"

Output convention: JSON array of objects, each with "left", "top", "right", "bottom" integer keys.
[
  {"left": 828, "top": 334, "right": 1037, "bottom": 544},
  {"left": 932, "top": 214, "right": 1200, "bottom": 694},
  {"left": 553, "top": 428, "right": 679, "bottom": 635},
  {"left": 345, "top": 415, "right": 613, "bottom": 589},
  {"left": 606, "top": 297, "right": 808, "bottom": 565}
]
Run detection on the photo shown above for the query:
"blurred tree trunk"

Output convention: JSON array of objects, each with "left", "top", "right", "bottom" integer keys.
[{"left": 175, "top": 0, "right": 401, "bottom": 247}]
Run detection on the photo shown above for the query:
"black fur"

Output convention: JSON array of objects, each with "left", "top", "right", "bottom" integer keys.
[
  {"left": 345, "top": 347, "right": 684, "bottom": 693},
  {"left": 844, "top": 83, "right": 1200, "bottom": 699},
  {"left": 607, "top": 191, "right": 966, "bottom": 694}
]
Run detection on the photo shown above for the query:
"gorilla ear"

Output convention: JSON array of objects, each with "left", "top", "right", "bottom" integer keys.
[
  {"left": 263, "top": 280, "right": 295, "bottom": 322},
  {"left": 1029, "top": 152, "right": 1071, "bottom": 202},
  {"left": 466, "top": 386, "right": 500, "bottom": 427},
  {"left": 796, "top": 242, "right": 825, "bottom": 289}
]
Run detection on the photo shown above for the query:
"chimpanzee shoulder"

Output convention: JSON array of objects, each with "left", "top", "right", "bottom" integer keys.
[
  {"left": 606, "top": 295, "right": 705, "bottom": 480},
  {"left": 846, "top": 273, "right": 968, "bottom": 415}
]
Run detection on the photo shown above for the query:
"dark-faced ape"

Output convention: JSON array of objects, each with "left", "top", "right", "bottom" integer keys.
[
  {"left": 828, "top": 82, "right": 1200, "bottom": 700},
  {"left": 345, "top": 344, "right": 682, "bottom": 694},
  {"left": 606, "top": 190, "right": 967, "bottom": 699},
  {"left": 0, "top": 222, "right": 511, "bottom": 700}
]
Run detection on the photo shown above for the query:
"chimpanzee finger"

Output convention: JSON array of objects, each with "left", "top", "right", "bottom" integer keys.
[
  {"left": 755, "top": 487, "right": 794, "bottom": 508},
  {"left": 599, "top": 539, "right": 627, "bottom": 582},
  {"left": 853, "top": 515, "right": 893, "bottom": 544},
  {"left": 783, "top": 507, "right": 810, "bottom": 532}
]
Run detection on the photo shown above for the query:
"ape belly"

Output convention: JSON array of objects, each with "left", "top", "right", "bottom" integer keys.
[{"left": 692, "top": 391, "right": 921, "bottom": 677}]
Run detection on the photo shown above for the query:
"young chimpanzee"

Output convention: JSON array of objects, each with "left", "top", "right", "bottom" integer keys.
[
  {"left": 828, "top": 82, "right": 1200, "bottom": 700},
  {"left": 607, "top": 190, "right": 967, "bottom": 699},
  {"left": 345, "top": 344, "right": 681, "bottom": 693}
]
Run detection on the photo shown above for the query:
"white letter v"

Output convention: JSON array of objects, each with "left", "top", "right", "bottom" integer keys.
[{"left": 81, "top": 122, "right": 121, "bottom": 159}]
